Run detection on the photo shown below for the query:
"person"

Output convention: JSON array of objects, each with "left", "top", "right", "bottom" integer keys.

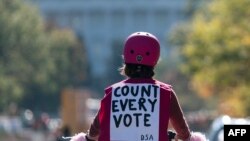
[{"left": 70, "top": 32, "right": 207, "bottom": 141}]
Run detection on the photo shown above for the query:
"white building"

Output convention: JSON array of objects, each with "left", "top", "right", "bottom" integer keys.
[{"left": 30, "top": 0, "right": 188, "bottom": 87}]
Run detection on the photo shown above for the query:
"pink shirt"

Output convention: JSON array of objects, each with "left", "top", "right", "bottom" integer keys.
[{"left": 87, "top": 78, "right": 190, "bottom": 141}]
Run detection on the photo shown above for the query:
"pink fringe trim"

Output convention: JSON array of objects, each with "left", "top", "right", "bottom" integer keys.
[
  {"left": 189, "top": 132, "right": 208, "bottom": 141},
  {"left": 70, "top": 132, "right": 86, "bottom": 141}
]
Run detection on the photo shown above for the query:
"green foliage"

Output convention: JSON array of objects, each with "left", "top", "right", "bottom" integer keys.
[
  {"left": 171, "top": 0, "right": 250, "bottom": 116},
  {"left": 0, "top": 0, "right": 88, "bottom": 112},
  {"left": 155, "top": 49, "right": 206, "bottom": 112},
  {"left": 154, "top": 0, "right": 211, "bottom": 112}
]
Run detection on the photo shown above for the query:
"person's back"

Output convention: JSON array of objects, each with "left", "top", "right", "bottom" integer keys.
[{"left": 99, "top": 78, "right": 172, "bottom": 141}]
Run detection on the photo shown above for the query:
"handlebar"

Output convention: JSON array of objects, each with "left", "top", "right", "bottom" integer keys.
[{"left": 58, "top": 136, "right": 72, "bottom": 141}]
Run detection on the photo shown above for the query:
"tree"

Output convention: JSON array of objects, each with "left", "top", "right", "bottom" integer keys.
[
  {"left": 153, "top": 0, "right": 209, "bottom": 112},
  {"left": 20, "top": 26, "right": 88, "bottom": 112},
  {"left": 0, "top": 0, "right": 46, "bottom": 111},
  {"left": 0, "top": 0, "right": 88, "bottom": 112},
  {"left": 170, "top": 0, "right": 250, "bottom": 116}
]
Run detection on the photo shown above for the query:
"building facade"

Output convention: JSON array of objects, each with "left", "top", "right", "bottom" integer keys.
[{"left": 30, "top": 0, "right": 188, "bottom": 91}]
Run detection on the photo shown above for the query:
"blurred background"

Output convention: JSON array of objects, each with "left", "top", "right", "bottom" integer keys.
[{"left": 0, "top": 0, "right": 249, "bottom": 141}]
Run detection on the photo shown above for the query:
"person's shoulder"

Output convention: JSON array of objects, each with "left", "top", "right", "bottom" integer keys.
[{"left": 154, "top": 80, "right": 173, "bottom": 91}]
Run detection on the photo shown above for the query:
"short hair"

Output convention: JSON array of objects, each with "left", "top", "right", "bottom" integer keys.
[{"left": 119, "top": 63, "right": 155, "bottom": 78}]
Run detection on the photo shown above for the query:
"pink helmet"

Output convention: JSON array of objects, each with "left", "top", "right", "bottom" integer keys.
[{"left": 123, "top": 32, "right": 160, "bottom": 67}]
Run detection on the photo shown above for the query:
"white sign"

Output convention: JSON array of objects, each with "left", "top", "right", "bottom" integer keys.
[{"left": 110, "top": 83, "right": 160, "bottom": 141}]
